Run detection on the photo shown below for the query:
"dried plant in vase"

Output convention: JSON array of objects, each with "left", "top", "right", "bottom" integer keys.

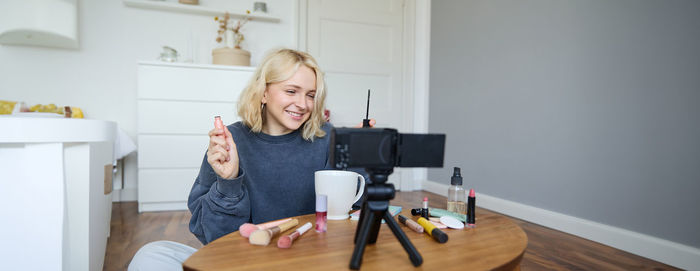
[
  {"left": 214, "top": 12, "right": 230, "bottom": 45},
  {"left": 214, "top": 11, "right": 251, "bottom": 49},
  {"left": 212, "top": 11, "right": 253, "bottom": 66}
]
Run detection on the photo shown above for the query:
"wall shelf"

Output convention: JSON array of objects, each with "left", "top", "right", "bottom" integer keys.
[{"left": 123, "top": 0, "right": 280, "bottom": 23}]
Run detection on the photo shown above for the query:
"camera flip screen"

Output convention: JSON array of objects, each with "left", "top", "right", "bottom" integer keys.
[{"left": 330, "top": 128, "right": 445, "bottom": 169}]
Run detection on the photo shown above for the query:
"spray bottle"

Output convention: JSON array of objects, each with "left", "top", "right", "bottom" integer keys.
[{"left": 447, "top": 167, "right": 466, "bottom": 215}]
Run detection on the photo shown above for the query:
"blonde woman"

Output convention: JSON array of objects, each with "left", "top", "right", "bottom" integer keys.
[
  {"left": 190, "top": 48, "right": 354, "bottom": 244},
  {"left": 129, "top": 48, "right": 373, "bottom": 270}
]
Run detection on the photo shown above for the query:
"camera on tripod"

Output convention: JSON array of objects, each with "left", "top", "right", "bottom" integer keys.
[
  {"left": 329, "top": 127, "right": 446, "bottom": 269},
  {"left": 330, "top": 127, "right": 445, "bottom": 172}
]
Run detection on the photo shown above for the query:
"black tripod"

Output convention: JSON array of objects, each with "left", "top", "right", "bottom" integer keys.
[{"left": 350, "top": 168, "right": 422, "bottom": 269}]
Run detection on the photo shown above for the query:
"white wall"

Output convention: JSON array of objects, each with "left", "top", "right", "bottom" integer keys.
[{"left": 0, "top": 0, "right": 296, "bottom": 201}]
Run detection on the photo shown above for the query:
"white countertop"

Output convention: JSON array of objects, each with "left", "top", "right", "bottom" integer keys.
[{"left": 0, "top": 116, "right": 117, "bottom": 143}]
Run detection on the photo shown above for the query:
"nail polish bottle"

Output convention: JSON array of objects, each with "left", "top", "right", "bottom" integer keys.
[{"left": 315, "top": 194, "right": 327, "bottom": 232}]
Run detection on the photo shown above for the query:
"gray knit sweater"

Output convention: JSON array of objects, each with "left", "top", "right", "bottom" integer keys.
[{"left": 188, "top": 121, "right": 332, "bottom": 245}]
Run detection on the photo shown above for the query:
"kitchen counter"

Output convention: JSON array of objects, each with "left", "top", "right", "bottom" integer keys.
[
  {"left": 1, "top": 116, "right": 116, "bottom": 143},
  {"left": 0, "top": 116, "right": 116, "bottom": 271}
]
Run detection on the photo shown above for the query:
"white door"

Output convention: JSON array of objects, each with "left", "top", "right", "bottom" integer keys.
[{"left": 303, "top": 0, "right": 410, "bottom": 188}]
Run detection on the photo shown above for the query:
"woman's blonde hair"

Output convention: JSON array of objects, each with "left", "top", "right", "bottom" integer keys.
[{"left": 237, "top": 48, "right": 327, "bottom": 141}]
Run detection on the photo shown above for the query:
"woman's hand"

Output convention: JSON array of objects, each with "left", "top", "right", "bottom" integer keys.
[
  {"left": 207, "top": 127, "right": 239, "bottom": 179},
  {"left": 354, "top": 118, "right": 376, "bottom": 128}
]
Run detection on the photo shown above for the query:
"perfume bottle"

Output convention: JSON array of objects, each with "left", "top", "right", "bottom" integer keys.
[{"left": 447, "top": 167, "right": 466, "bottom": 215}]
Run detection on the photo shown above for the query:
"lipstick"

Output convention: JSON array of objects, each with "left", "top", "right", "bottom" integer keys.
[
  {"left": 467, "top": 189, "right": 476, "bottom": 228},
  {"left": 214, "top": 116, "right": 224, "bottom": 130},
  {"left": 214, "top": 116, "right": 230, "bottom": 161},
  {"left": 397, "top": 215, "right": 424, "bottom": 233},
  {"left": 421, "top": 197, "right": 429, "bottom": 219}
]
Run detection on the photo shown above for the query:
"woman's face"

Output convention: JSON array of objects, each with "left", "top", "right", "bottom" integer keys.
[{"left": 261, "top": 65, "right": 317, "bottom": 135}]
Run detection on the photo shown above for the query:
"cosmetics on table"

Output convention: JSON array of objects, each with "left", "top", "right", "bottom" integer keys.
[
  {"left": 350, "top": 206, "right": 402, "bottom": 222},
  {"left": 429, "top": 208, "right": 467, "bottom": 222},
  {"left": 316, "top": 194, "right": 327, "bottom": 233},
  {"left": 277, "top": 222, "right": 312, "bottom": 249},
  {"left": 447, "top": 167, "right": 466, "bottom": 215},
  {"left": 249, "top": 219, "right": 299, "bottom": 246},
  {"left": 467, "top": 189, "right": 476, "bottom": 228},
  {"left": 416, "top": 217, "right": 448, "bottom": 243},
  {"left": 421, "top": 197, "right": 429, "bottom": 219},
  {"left": 397, "top": 215, "right": 424, "bottom": 233},
  {"left": 439, "top": 215, "right": 465, "bottom": 230},
  {"left": 428, "top": 219, "right": 448, "bottom": 229},
  {"left": 412, "top": 208, "right": 466, "bottom": 223},
  {"left": 239, "top": 218, "right": 293, "bottom": 238},
  {"left": 411, "top": 208, "right": 421, "bottom": 216}
]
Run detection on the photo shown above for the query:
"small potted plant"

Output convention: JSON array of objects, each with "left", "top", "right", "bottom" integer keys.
[{"left": 212, "top": 11, "right": 252, "bottom": 66}]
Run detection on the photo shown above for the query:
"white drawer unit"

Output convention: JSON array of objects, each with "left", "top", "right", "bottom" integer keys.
[{"left": 136, "top": 61, "right": 254, "bottom": 212}]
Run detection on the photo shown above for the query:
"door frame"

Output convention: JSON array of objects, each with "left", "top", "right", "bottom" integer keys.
[{"left": 294, "top": 0, "right": 432, "bottom": 191}]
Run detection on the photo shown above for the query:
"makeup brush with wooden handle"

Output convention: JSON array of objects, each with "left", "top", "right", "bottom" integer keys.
[
  {"left": 249, "top": 219, "right": 299, "bottom": 246},
  {"left": 239, "top": 218, "right": 292, "bottom": 238}
]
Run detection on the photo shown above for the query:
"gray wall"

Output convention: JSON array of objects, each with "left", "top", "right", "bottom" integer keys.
[{"left": 428, "top": 0, "right": 700, "bottom": 248}]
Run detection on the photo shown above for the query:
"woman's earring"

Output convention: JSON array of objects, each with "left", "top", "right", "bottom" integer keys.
[{"left": 261, "top": 103, "right": 266, "bottom": 111}]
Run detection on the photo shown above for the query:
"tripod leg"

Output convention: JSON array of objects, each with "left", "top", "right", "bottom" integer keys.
[
  {"left": 354, "top": 200, "right": 369, "bottom": 244},
  {"left": 367, "top": 202, "right": 387, "bottom": 244},
  {"left": 350, "top": 211, "right": 376, "bottom": 270},
  {"left": 383, "top": 212, "right": 423, "bottom": 267}
]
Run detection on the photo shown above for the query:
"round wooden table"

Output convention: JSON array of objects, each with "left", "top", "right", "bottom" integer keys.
[{"left": 183, "top": 209, "right": 527, "bottom": 270}]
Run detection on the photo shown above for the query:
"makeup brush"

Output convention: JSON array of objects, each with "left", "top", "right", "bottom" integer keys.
[
  {"left": 249, "top": 219, "right": 299, "bottom": 246},
  {"left": 277, "top": 222, "right": 312, "bottom": 248},
  {"left": 239, "top": 218, "right": 292, "bottom": 238},
  {"left": 362, "top": 89, "right": 371, "bottom": 128}
]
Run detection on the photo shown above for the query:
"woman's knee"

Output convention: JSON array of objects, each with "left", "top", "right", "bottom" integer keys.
[{"left": 128, "top": 241, "right": 197, "bottom": 271}]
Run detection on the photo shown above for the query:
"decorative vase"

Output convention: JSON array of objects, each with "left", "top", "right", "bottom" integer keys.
[{"left": 212, "top": 47, "right": 251, "bottom": 66}]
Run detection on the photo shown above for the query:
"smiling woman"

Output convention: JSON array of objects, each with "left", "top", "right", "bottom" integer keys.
[
  {"left": 192, "top": 48, "right": 336, "bottom": 243},
  {"left": 260, "top": 66, "right": 318, "bottom": 136},
  {"left": 127, "top": 48, "right": 369, "bottom": 270},
  {"left": 237, "top": 49, "right": 328, "bottom": 141}
]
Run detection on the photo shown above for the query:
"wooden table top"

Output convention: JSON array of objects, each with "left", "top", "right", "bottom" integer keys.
[{"left": 183, "top": 209, "right": 528, "bottom": 270}]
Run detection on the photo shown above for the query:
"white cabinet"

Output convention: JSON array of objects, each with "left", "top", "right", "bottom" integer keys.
[
  {"left": 136, "top": 61, "right": 253, "bottom": 212},
  {"left": 0, "top": 117, "right": 115, "bottom": 271},
  {"left": 0, "top": 0, "right": 79, "bottom": 49}
]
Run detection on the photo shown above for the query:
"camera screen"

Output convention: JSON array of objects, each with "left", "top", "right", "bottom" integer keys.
[{"left": 330, "top": 128, "right": 445, "bottom": 169}]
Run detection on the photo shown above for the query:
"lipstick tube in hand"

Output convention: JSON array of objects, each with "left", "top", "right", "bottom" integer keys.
[{"left": 214, "top": 116, "right": 229, "bottom": 162}]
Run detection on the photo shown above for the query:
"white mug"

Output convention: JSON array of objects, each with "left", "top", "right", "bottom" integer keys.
[{"left": 314, "top": 170, "right": 365, "bottom": 220}]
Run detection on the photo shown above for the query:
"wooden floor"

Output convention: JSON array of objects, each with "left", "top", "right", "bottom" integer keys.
[{"left": 104, "top": 191, "right": 680, "bottom": 271}]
